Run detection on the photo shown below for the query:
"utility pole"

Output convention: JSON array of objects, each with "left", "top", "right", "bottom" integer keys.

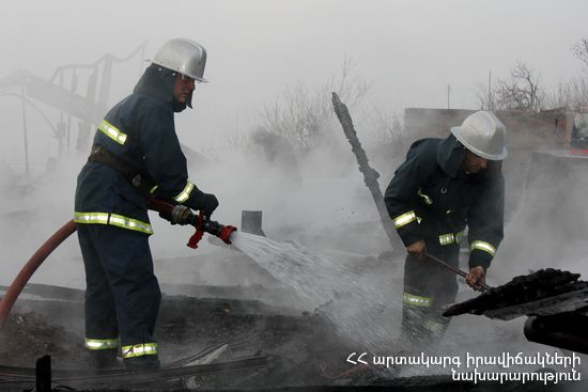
[
  {"left": 447, "top": 85, "right": 451, "bottom": 109},
  {"left": 21, "top": 86, "right": 30, "bottom": 176},
  {"left": 488, "top": 70, "right": 492, "bottom": 110}
]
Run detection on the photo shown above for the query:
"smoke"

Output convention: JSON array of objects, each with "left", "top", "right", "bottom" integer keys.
[
  {"left": 494, "top": 149, "right": 588, "bottom": 285},
  {"left": 0, "top": 151, "right": 84, "bottom": 286}
]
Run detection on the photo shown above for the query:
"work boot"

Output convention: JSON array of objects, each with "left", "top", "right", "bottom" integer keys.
[
  {"left": 88, "top": 349, "right": 120, "bottom": 370},
  {"left": 124, "top": 356, "right": 161, "bottom": 373}
]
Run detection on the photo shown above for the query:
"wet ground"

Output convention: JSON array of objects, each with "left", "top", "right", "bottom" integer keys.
[
  {"left": 2, "top": 229, "right": 588, "bottom": 391},
  {"left": 2, "top": 280, "right": 588, "bottom": 392},
  {"left": 0, "top": 284, "right": 368, "bottom": 390}
]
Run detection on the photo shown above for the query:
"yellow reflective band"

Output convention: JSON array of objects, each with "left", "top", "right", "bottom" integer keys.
[
  {"left": 470, "top": 240, "right": 496, "bottom": 257},
  {"left": 74, "top": 212, "right": 154, "bottom": 235},
  {"left": 121, "top": 343, "right": 158, "bottom": 359},
  {"left": 98, "top": 120, "right": 127, "bottom": 145},
  {"left": 109, "top": 214, "right": 153, "bottom": 234},
  {"left": 173, "top": 181, "right": 195, "bottom": 203},
  {"left": 417, "top": 188, "right": 433, "bottom": 205},
  {"left": 150, "top": 185, "right": 159, "bottom": 194},
  {"left": 403, "top": 292, "right": 432, "bottom": 307},
  {"left": 424, "top": 318, "right": 448, "bottom": 334},
  {"left": 439, "top": 233, "right": 454, "bottom": 245},
  {"left": 74, "top": 212, "right": 109, "bottom": 225},
  {"left": 439, "top": 231, "right": 464, "bottom": 246},
  {"left": 85, "top": 338, "right": 120, "bottom": 350},
  {"left": 456, "top": 231, "right": 464, "bottom": 243},
  {"left": 393, "top": 211, "right": 417, "bottom": 229}
]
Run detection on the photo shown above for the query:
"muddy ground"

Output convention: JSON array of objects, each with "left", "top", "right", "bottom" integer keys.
[
  {"left": 0, "top": 286, "right": 372, "bottom": 391},
  {"left": 2, "top": 230, "right": 588, "bottom": 391},
  {"left": 2, "top": 284, "right": 588, "bottom": 392}
]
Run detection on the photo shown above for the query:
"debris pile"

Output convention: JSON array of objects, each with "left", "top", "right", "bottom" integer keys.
[
  {"left": 0, "top": 310, "right": 87, "bottom": 369},
  {"left": 443, "top": 269, "right": 588, "bottom": 318},
  {"left": 0, "top": 290, "right": 366, "bottom": 390}
]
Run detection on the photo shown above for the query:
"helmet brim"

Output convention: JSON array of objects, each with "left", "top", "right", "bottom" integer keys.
[{"left": 451, "top": 126, "right": 508, "bottom": 161}]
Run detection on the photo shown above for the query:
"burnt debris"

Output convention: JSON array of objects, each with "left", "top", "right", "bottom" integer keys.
[{"left": 443, "top": 268, "right": 588, "bottom": 319}]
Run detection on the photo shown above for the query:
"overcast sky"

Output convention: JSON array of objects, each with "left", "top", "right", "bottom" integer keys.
[{"left": 1, "top": 0, "right": 587, "bottom": 161}]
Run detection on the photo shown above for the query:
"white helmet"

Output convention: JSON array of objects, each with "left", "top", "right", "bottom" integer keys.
[
  {"left": 451, "top": 111, "right": 508, "bottom": 160},
  {"left": 152, "top": 38, "right": 208, "bottom": 82}
]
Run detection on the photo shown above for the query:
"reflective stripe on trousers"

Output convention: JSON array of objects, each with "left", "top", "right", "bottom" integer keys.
[
  {"left": 85, "top": 338, "right": 120, "bottom": 350},
  {"left": 122, "top": 343, "right": 158, "bottom": 359},
  {"left": 74, "top": 212, "right": 153, "bottom": 235},
  {"left": 403, "top": 292, "right": 432, "bottom": 307}
]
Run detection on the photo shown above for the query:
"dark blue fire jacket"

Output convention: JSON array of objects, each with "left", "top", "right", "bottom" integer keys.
[
  {"left": 384, "top": 134, "right": 505, "bottom": 270},
  {"left": 74, "top": 65, "right": 207, "bottom": 235}
]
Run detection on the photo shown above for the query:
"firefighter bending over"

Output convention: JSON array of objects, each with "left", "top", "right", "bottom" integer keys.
[
  {"left": 74, "top": 39, "right": 219, "bottom": 371},
  {"left": 384, "top": 111, "right": 507, "bottom": 349}
]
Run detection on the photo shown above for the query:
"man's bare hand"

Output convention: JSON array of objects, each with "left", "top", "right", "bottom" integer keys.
[
  {"left": 466, "top": 266, "right": 486, "bottom": 291},
  {"left": 406, "top": 240, "right": 426, "bottom": 259}
]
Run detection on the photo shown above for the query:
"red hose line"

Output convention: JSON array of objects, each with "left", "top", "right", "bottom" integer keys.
[{"left": 0, "top": 220, "right": 77, "bottom": 328}]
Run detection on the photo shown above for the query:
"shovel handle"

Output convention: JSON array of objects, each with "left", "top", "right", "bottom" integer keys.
[{"left": 424, "top": 252, "right": 491, "bottom": 291}]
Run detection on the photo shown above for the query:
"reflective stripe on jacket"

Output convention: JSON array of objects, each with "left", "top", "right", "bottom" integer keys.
[{"left": 74, "top": 212, "right": 153, "bottom": 235}]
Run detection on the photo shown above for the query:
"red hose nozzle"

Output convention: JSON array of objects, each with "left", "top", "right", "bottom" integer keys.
[
  {"left": 202, "top": 219, "right": 237, "bottom": 245},
  {"left": 218, "top": 225, "right": 237, "bottom": 244}
]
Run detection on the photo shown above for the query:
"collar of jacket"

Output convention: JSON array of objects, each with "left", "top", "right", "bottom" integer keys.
[
  {"left": 436, "top": 134, "right": 465, "bottom": 178},
  {"left": 133, "top": 64, "right": 190, "bottom": 113}
]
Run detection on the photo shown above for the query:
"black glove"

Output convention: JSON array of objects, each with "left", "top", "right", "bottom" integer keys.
[{"left": 200, "top": 193, "right": 219, "bottom": 218}]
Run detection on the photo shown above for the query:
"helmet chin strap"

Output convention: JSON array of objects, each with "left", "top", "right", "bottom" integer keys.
[{"left": 186, "top": 90, "right": 193, "bottom": 108}]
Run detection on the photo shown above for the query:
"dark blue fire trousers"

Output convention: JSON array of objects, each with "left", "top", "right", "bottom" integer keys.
[
  {"left": 400, "top": 243, "right": 460, "bottom": 351},
  {"left": 77, "top": 223, "right": 161, "bottom": 365}
]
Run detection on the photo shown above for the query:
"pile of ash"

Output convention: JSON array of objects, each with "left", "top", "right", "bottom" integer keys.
[
  {"left": 444, "top": 268, "right": 588, "bottom": 318},
  {"left": 0, "top": 310, "right": 87, "bottom": 369},
  {"left": 0, "top": 296, "right": 367, "bottom": 389}
]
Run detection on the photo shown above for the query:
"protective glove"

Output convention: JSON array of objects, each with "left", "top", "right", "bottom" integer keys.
[{"left": 200, "top": 193, "right": 219, "bottom": 218}]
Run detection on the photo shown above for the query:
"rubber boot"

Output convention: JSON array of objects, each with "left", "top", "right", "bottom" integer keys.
[
  {"left": 88, "top": 349, "right": 120, "bottom": 370},
  {"left": 124, "top": 356, "right": 161, "bottom": 373}
]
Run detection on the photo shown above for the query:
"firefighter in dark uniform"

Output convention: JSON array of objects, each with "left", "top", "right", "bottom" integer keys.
[
  {"left": 384, "top": 111, "right": 507, "bottom": 350},
  {"left": 74, "top": 39, "right": 219, "bottom": 371}
]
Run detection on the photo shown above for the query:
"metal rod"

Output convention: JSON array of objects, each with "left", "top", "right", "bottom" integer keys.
[{"left": 424, "top": 252, "right": 492, "bottom": 291}]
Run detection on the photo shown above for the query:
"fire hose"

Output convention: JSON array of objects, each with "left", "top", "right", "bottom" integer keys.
[{"left": 0, "top": 200, "right": 237, "bottom": 328}]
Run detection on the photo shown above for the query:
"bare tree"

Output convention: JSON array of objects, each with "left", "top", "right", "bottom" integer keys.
[
  {"left": 543, "top": 38, "right": 588, "bottom": 109},
  {"left": 361, "top": 106, "right": 407, "bottom": 151},
  {"left": 572, "top": 38, "right": 588, "bottom": 69},
  {"left": 481, "top": 39, "right": 588, "bottom": 111},
  {"left": 260, "top": 57, "right": 370, "bottom": 154},
  {"left": 494, "top": 62, "right": 545, "bottom": 111},
  {"left": 545, "top": 77, "right": 588, "bottom": 110}
]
